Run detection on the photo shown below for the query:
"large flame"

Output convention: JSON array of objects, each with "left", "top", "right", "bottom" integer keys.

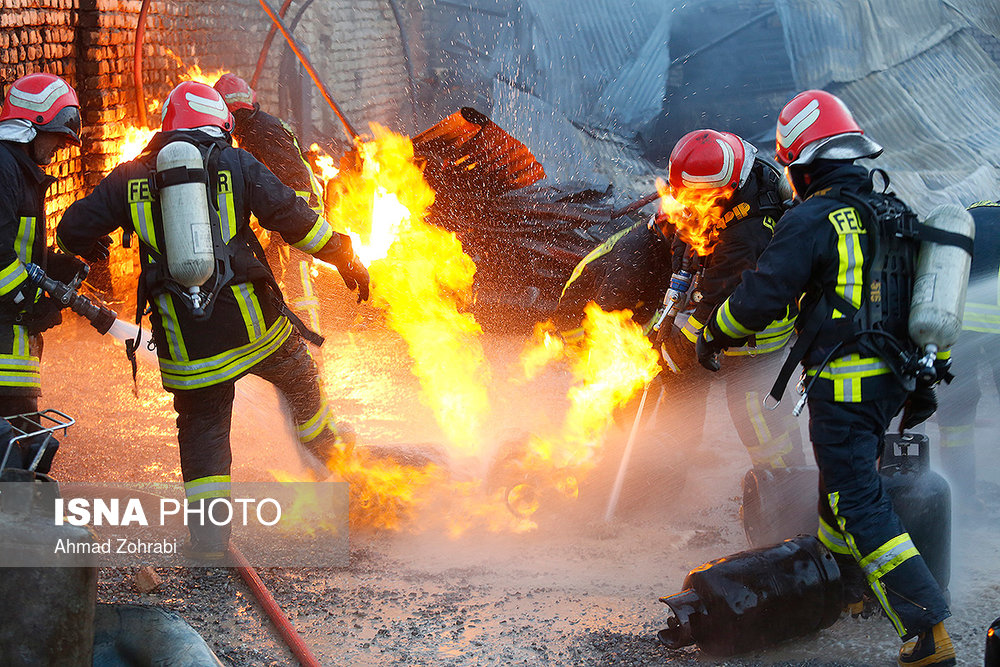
[
  {"left": 324, "top": 125, "right": 490, "bottom": 457},
  {"left": 655, "top": 177, "right": 729, "bottom": 256}
]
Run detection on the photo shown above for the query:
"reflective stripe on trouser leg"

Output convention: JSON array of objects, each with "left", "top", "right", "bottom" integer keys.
[
  {"left": 809, "top": 396, "right": 950, "bottom": 639},
  {"left": 250, "top": 333, "right": 340, "bottom": 459},
  {"left": 724, "top": 357, "right": 803, "bottom": 468},
  {"left": 172, "top": 381, "right": 237, "bottom": 549}
]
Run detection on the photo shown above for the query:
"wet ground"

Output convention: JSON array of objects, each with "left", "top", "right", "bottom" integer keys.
[{"left": 40, "top": 304, "right": 1000, "bottom": 666}]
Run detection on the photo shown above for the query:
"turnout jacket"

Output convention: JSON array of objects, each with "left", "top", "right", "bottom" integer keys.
[
  {"left": 709, "top": 163, "right": 904, "bottom": 402},
  {"left": 0, "top": 141, "right": 55, "bottom": 395},
  {"left": 233, "top": 107, "right": 323, "bottom": 212},
  {"left": 963, "top": 201, "right": 1000, "bottom": 334},
  {"left": 56, "top": 130, "right": 347, "bottom": 392},
  {"left": 677, "top": 159, "right": 795, "bottom": 356}
]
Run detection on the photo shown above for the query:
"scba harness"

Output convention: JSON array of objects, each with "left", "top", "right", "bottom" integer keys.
[
  {"left": 123, "top": 137, "right": 323, "bottom": 383},
  {"left": 769, "top": 170, "right": 972, "bottom": 407}
]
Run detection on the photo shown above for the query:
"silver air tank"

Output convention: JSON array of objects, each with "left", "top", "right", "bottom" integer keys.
[
  {"left": 156, "top": 141, "right": 215, "bottom": 313},
  {"left": 909, "top": 203, "right": 974, "bottom": 378}
]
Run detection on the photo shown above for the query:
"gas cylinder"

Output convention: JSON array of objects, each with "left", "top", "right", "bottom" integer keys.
[
  {"left": 986, "top": 616, "right": 1000, "bottom": 667},
  {"left": 909, "top": 203, "right": 975, "bottom": 376},
  {"left": 157, "top": 141, "right": 215, "bottom": 290},
  {"left": 657, "top": 535, "right": 842, "bottom": 656},
  {"left": 741, "top": 466, "right": 818, "bottom": 548},
  {"left": 880, "top": 432, "right": 951, "bottom": 593}
]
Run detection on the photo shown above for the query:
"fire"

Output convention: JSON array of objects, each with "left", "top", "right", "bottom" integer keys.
[
  {"left": 309, "top": 143, "right": 340, "bottom": 183},
  {"left": 655, "top": 177, "right": 728, "bottom": 256},
  {"left": 113, "top": 125, "right": 157, "bottom": 167}
]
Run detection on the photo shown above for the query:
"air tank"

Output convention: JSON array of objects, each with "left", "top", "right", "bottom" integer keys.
[
  {"left": 909, "top": 203, "right": 975, "bottom": 363},
  {"left": 157, "top": 141, "right": 215, "bottom": 289},
  {"left": 880, "top": 432, "right": 951, "bottom": 593},
  {"left": 657, "top": 535, "right": 842, "bottom": 656}
]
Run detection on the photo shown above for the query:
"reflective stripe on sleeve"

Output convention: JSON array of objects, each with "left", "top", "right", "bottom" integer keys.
[{"left": 292, "top": 216, "right": 334, "bottom": 254}]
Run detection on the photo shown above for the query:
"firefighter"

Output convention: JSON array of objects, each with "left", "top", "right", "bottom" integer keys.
[
  {"left": 695, "top": 90, "right": 953, "bottom": 666},
  {"left": 935, "top": 200, "right": 1000, "bottom": 519},
  {"left": 56, "top": 81, "right": 370, "bottom": 557},
  {"left": 214, "top": 72, "right": 324, "bottom": 333},
  {"left": 0, "top": 73, "right": 85, "bottom": 424},
  {"left": 655, "top": 129, "right": 802, "bottom": 470}
]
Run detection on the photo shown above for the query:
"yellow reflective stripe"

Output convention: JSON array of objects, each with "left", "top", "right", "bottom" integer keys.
[
  {"left": 938, "top": 424, "right": 974, "bottom": 449},
  {"left": 0, "top": 353, "right": 41, "bottom": 388},
  {"left": 560, "top": 223, "right": 635, "bottom": 300},
  {"left": 806, "top": 353, "right": 891, "bottom": 380},
  {"left": 130, "top": 200, "right": 159, "bottom": 252},
  {"left": 726, "top": 314, "right": 795, "bottom": 355},
  {"left": 17, "top": 216, "right": 36, "bottom": 263},
  {"left": 184, "top": 475, "right": 231, "bottom": 501},
  {"left": 817, "top": 515, "right": 851, "bottom": 554},
  {"left": 13, "top": 326, "right": 28, "bottom": 356},
  {"left": 217, "top": 183, "right": 237, "bottom": 244},
  {"left": 0, "top": 259, "right": 28, "bottom": 296},
  {"left": 835, "top": 226, "right": 864, "bottom": 309},
  {"left": 233, "top": 283, "right": 264, "bottom": 339},
  {"left": 159, "top": 317, "right": 292, "bottom": 390},
  {"left": 829, "top": 490, "right": 908, "bottom": 636},
  {"left": 55, "top": 234, "right": 73, "bottom": 254},
  {"left": 155, "top": 293, "right": 189, "bottom": 362},
  {"left": 860, "top": 533, "right": 919, "bottom": 582},
  {"left": 297, "top": 395, "right": 330, "bottom": 443},
  {"left": 681, "top": 314, "right": 703, "bottom": 343},
  {"left": 292, "top": 216, "right": 333, "bottom": 254},
  {"left": 715, "top": 300, "right": 755, "bottom": 339},
  {"left": 962, "top": 302, "right": 1000, "bottom": 333},
  {"left": 297, "top": 260, "right": 321, "bottom": 332}
]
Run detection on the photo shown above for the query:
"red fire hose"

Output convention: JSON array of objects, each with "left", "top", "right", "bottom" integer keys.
[{"left": 229, "top": 545, "right": 323, "bottom": 667}]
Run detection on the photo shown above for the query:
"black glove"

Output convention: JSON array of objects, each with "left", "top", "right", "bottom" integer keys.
[
  {"left": 899, "top": 383, "right": 937, "bottom": 433},
  {"left": 658, "top": 324, "right": 697, "bottom": 374},
  {"left": 79, "top": 235, "right": 112, "bottom": 262},
  {"left": 24, "top": 297, "right": 63, "bottom": 335},
  {"left": 695, "top": 328, "right": 726, "bottom": 372},
  {"left": 46, "top": 252, "right": 87, "bottom": 284},
  {"left": 317, "top": 233, "right": 370, "bottom": 302}
]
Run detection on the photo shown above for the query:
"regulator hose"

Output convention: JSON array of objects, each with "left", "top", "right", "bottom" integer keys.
[{"left": 229, "top": 545, "right": 322, "bottom": 667}]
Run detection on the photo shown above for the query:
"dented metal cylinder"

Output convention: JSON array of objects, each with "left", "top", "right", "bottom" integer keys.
[
  {"left": 658, "top": 535, "right": 842, "bottom": 656},
  {"left": 985, "top": 616, "right": 1000, "bottom": 667}
]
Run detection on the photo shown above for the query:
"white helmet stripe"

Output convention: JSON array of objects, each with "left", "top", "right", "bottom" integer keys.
[
  {"left": 184, "top": 91, "right": 229, "bottom": 120},
  {"left": 777, "top": 98, "right": 820, "bottom": 148},
  {"left": 681, "top": 138, "right": 734, "bottom": 188},
  {"left": 9, "top": 79, "right": 69, "bottom": 113}
]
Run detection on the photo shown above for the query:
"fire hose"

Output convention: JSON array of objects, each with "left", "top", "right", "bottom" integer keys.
[
  {"left": 229, "top": 545, "right": 323, "bottom": 667},
  {"left": 25, "top": 263, "right": 117, "bottom": 334}
]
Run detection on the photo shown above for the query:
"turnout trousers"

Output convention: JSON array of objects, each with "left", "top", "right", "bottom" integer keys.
[
  {"left": 169, "top": 331, "right": 341, "bottom": 548},
  {"left": 809, "top": 388, "right": 950, "bottom": 639}
]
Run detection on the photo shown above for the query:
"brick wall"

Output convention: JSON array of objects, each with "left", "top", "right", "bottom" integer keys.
[{"left": 1, "top": 0, "right": 411, "bottom": 289}]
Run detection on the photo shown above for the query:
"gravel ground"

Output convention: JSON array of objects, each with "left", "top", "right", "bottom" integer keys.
[{"left": 40, "top": 316, "right": 1000, "bottom": 666}]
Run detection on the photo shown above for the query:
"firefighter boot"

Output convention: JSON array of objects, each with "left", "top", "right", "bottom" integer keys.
[{"left": 898, "top": 622, "right": 956, "bottom": 667}]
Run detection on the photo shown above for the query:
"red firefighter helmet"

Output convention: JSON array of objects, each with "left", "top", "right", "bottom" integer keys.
[
  {"left": 0, "top": 73, "right": 82, "bottom": 145},
  {"left": 775, "top": 89, "right": 882, "bottom": 167},
  {"left": 668, "top": 129, "right": 757, "bottom": 192},
  {"left": 213, "top": 73, "right": 256, "bottom": 113},
  {"left": 160, "top": 81, "right": 234, "bottom": 133}
]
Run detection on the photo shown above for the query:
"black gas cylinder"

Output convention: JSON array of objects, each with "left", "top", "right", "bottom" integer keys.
[
  {"left": 741, "top": 466, "right": 819, "bottom": 548},
  {"left": 880, "top": 432, "right": 951, "bottom": 592},
  {"left": 986, "top": 616, "right": 1000, "bottom": 667},
  {"left": 657, "top": 535, "right": 842, "bottom": 656}
]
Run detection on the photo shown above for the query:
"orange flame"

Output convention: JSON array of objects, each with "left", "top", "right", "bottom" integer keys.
[{"left": 655, "top": 177, "right": 728, "bottom": 256}]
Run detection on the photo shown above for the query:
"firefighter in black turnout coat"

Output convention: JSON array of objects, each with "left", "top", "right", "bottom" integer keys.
[
  {"left": 696, "top": 90, "right": 953, "bottom": 666},
  {"left": 0, "top": 73, "right": 84, "bottom": 425},
  {"left": 214, "top": 73, "right": 325, "bottom": 333},
  {"left": 655, "top": 129, "right": 801, "bottom": 469},
  {"left": 56, "top": 81, "right": 370, "bottom": 556}
]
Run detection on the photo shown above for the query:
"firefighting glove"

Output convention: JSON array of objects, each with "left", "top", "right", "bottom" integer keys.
[
  {"left": 45, "top": 252, "right": 87, "bottom": 284},
  {"left": 318, "top": 233, "right": 370, "bottom": 302},
  {"left": 79, "top": 234, "right": 113, "bottom": 262},
  {"left": 24, "top": 297, "right": 63, "bottom": 336},
  {"left": 658, "top": 324, "right": 697, "bottom": 374},
  {"left": 899, "top": 382, "right": 937, "bottom": 433},
  {"left": 695, "top": 327, "right": 725, "bottom": 372}
]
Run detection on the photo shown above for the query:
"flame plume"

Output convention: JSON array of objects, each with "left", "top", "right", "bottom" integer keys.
[{"left": 655, "top": 177, "right": 729, "bottom": 256}]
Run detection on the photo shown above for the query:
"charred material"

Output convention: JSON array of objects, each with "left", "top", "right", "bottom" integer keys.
[{"left": 658, "top": 535, "right": 842, "bottom": 656}]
